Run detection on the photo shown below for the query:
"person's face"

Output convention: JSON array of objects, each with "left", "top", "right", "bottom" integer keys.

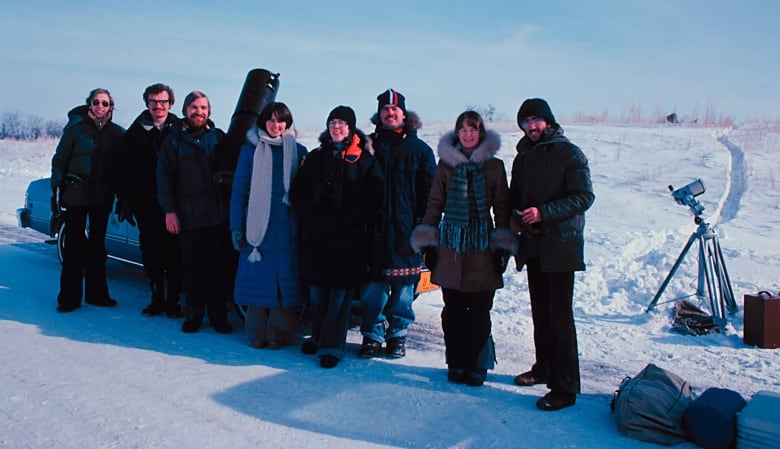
[
  {"left": 89, "top": 93, "right": 111, "bottom": 120},
  {"left": 185, "top": 97, "right": 209, "bottom": 128},
  {"left": 520, "top": 116, "right": 548, "bottom": 142},
  {"left": 265, "top": 113, "right": 288, "bottom": 138},
  {"left": 328, "top": 119, "right": 350, "bottom": 143},
  {"left": 146, "top": 91, "right": 171, "bottom": 122},
  {"left": 379, "top": 104, "right": 405, "bottom": 130},
  {"left": 457, "top": 124, "right": 480, "bottom": 150}
]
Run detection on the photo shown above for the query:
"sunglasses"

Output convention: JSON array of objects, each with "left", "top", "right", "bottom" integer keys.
[
  {"left": 148, "top": 99, "right": 170, "bottom": 106},
  {"left": 91, "top": 100, "right": 110, "bottom": 107}
]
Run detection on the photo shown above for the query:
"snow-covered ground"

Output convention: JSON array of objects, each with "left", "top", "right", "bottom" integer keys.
[{"left": 2, "top": 122, "right": 779, "bottom": 448}]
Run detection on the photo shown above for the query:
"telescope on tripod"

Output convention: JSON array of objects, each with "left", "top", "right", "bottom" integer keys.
[{"left": 645, "top": 179, "right": 738, "bottom": 329}]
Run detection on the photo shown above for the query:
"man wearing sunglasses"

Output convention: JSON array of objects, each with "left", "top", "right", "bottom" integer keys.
[
  {"left": 157, "top": 91, "right": 231, "bottom": 334},
  {"left": 508, "top": 98, "right": 595, "bottom": 411},
  {"left": 51, "top": 88, "right": 126, "bottom": 313},
  {"left": 118, "top": 83, "right": 183, "bottom": 319}
]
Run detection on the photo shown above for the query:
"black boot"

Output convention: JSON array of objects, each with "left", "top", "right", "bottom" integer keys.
[
  {"left": 142, "top": 281, "right": 166, "bottom": 316},
  {"left": 386, "top": 336, "right": 406, "bottom": 358}
]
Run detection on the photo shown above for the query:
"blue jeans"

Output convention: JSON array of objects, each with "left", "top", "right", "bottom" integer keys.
[
  {"left": 360, "top": 281, "right": 416, "bottom": 343},
  {"left": 309, "top": 286, "right": 353, "bottom": 358}
]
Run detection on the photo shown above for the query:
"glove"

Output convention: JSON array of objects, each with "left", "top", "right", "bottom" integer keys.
[
  {"left": 231, "top": 229, "right": 246, "bottom": 252},
  {"left": 115, "top": 200, "right": 136, "bottom": 227},
  {"left": 51, "top": 188, "right": 62, "bottom": 218},
  {"left": 494, "top": 249, "right": 510, "bottom": 274},
  {"left": 421, "top": 246, "right": 438, "bottom": 271}
]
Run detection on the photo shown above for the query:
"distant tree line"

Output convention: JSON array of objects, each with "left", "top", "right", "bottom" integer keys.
[{"left": 0, "top": 111, "right": 64, "bottom": 140}]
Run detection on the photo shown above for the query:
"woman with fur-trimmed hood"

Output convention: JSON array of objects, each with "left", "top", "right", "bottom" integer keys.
[{"left": 411, "top": 110, "right": 514, "bottom": 386}]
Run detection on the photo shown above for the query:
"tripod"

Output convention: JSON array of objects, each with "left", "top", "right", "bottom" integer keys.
[{"left": 645, "top": 215, "right": 738, "bottom": 328}]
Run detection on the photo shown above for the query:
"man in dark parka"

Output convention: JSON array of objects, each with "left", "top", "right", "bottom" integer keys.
[{"left": 509, "top": 98, "right": 595, "bottom": 411}]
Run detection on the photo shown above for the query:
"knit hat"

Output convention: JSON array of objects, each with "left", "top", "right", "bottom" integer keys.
[
  {"left": 327, "top": 105, "right": 356, "bottom": 130},
  {"left": 517, "top": 98, "right": 555, "bottom": 127},
  {"left": 377, "top": 88, "right": 406, "bottom": 114}
]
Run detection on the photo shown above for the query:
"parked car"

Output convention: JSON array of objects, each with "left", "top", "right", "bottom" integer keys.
[
  {"left": 17, "top": 178, "right": 438, "bottom": 295},
  {"left": 17, "top": 177, "right": 142, "bottom": 266}
]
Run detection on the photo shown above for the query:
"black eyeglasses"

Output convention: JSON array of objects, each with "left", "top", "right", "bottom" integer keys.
[
  {"left": 148, "top": 99, "right": 170, "bottom": 106},
  {"left": 91, "top": 100, "right": 110, "bottom": 107}
]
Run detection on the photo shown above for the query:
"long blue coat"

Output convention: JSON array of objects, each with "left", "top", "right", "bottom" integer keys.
[{"left": 229, "top": 134, "right": 308, "bottom": 308}]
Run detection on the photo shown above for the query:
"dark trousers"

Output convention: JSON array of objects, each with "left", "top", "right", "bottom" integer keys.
[
  {"left": 57, "top": 206, "right": 111, "bottom": 306},
  {"left": 441, "top": 288, "right": 494, "bottom": 370},
  {"left": 136, "top": 209, "right": 181, "bottom": 301},
  {"left": 526, "top": 258, "right": 581, "bottom": 394},
  {"left": 309, "top": 286, "right": 354, "bottom": 357},
  {"left": 180, "top": 224, "right": 230, "bottom": 322}
]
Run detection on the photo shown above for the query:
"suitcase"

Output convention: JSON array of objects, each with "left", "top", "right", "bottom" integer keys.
[{"left": 743, "top": 291, "right": 780, "bottom": 349}]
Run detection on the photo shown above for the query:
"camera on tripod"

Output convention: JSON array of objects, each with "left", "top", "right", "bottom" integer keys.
[{"left": 669, "top": 178, "right": 705, "bottom": 217}]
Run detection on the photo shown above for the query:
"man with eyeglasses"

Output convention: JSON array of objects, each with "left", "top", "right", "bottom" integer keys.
[
  {"left": 508, "top": 98, "right": 595, "bottom": 411},
  {"left": 118, "top": 83, "right": 183, "bottom": 318},
  {"left": 358, "top": 89, "right": 436, "bottom": 359},
  {"left": 157, "top": 91, "right": 231, "bottom": 334}
]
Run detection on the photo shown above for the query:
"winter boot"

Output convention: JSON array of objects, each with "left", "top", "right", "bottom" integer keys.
[
  {"left": 385, "top": 336, "right": 406, "bottom": 358},
  {"left": 142, "top": 281, "right": 166, "bottom": 316}
]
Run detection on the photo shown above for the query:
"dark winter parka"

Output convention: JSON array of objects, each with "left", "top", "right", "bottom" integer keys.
[
  {"left": 412, "top": 130, "right": 513, "bottom": 292},
  {"left": 156, "top": 120, "right": 228, "bottom": 230},
  {"left": 509, "top": 125, "right": 595, "bottom": 272},
  {"left": 368, "top": 111, "right": 437, "bottom": 281},
  {"left": 51, "top": 105, "right": 125, "bottom": 209},
  {"left": 290, "top": 129, "right": 385, "bottom": 289},
  {"left": 119, "top": 110, "right": 179, "bottom": 218}
]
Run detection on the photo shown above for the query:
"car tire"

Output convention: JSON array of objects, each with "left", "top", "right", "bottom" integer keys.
[
  {"left": 56, "top": 221, "right": 66, "bottom": 265},
  {"left": 56, "top": 221, "right": 89, "bottom": 266}
]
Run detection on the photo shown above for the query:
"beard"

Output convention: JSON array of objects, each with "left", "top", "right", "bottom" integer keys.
[{"left": 187, "top": 114, "right": 207, "bottom": 129}]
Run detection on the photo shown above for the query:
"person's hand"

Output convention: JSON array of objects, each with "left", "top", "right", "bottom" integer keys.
[
  {"left": 165, "top": 212, "right": 181, "bottom": 235},
  {"left": 511, "top": 209, "right": 541, "bottom": 235},
  {"left": 50, "top": 189, "right": 62, "bottom": 218},
  {"left": 421, "top": 246, "right": 438, "bottom": 271},
  {"left": 115, "top": 200, "right": 136, "bottom": 227},
  {"left": 494, "top": 249, "right": 510, "bottom": 274},
  {"left": 231, "top": 229, "right": 246, "bottom": 252}
]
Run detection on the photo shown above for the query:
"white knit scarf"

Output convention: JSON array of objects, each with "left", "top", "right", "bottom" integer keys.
[{"left": 245, "top": 129, "right": 298, "bottom": 262}]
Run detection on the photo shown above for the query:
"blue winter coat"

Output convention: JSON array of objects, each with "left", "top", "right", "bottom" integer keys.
[{"left": 230, "top": 130, "right": 308, "bottom": 308}]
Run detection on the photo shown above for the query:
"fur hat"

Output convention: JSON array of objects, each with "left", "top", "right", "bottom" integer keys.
[
  {"left": 376, "top": 88, "right": 406, "bottom": 115},
  {"left": 517, "top": 98, "right": 555, "bottom": 127},
  {"left": 327, "top": 105, "right": 356, "bottom": 130}
]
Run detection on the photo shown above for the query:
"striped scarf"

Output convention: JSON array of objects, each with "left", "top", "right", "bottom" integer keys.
[{"left": 439, "top": 162, "right": 490, "bottom": 253}]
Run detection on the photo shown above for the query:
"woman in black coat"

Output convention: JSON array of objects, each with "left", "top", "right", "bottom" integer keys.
[
  {"left": 51, "top": 88, "right": 125, "bottom": 312},
  {"left": 290, "top": 106, "right": 384, "bottom": 368}
]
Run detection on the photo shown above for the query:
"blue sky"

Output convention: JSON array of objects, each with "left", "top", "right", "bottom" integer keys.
[{"left": 1, "top": 0, "right": 778, "bottom": 129}]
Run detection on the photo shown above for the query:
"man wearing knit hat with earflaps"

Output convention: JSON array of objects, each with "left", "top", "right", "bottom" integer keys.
[
  {"left": 358, "top": 89, "right": 437, "bottom": 359},
  {"left": 508, "top": 98, "right": 595, "bottom": 411}
]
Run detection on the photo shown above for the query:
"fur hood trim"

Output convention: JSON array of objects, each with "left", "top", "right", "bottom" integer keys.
[
  {"left": 370, "top": 110, "right": 423, "bottom": 133},
  {"left": 437, "top": 129, "right": 501, "bottom": 168},
  {"left": 245, "top": 126, "right": 298, "bottom": 147},
  {"left": 410, "top": 224, "right": 439, "bottom": 253}
]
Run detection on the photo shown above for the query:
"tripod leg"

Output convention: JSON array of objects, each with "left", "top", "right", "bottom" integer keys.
[
  {"left": 646, "top": 232, "right": 698, "bottom": 312},
  {"left": 712, "top": 238, "right": 738, "bottom": 314},
  {"left": 699, "top": 237, "right": 722, "bottom": 319}
]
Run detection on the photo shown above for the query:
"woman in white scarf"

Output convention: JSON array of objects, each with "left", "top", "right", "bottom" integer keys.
[{"left": 229, "top": 102, "right": 307, "bottom": 349}]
